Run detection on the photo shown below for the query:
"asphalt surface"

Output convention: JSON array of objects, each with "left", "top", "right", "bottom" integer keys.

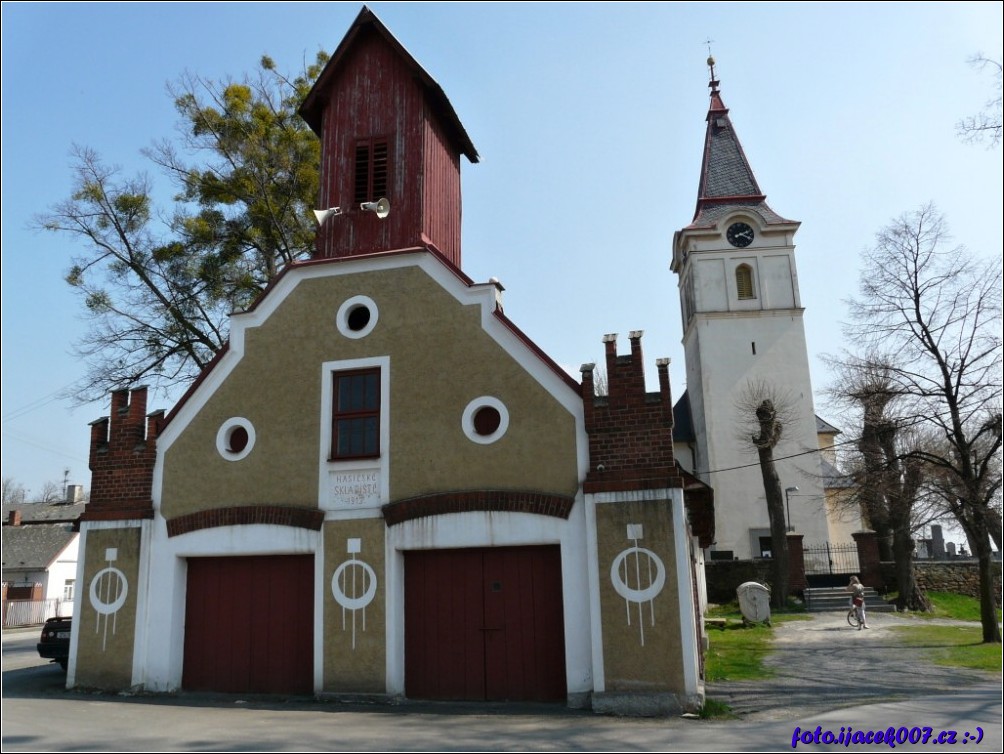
[
  {"left": 706, "top": 609, "right": 1001, "bottom": 720},
  {"left": 2, "top": 614, "right": 1001, "bottom": 752}
]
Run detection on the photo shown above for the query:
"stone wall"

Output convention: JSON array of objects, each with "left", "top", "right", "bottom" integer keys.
[
  {"left": 705, "top": 560, "right": 776, "bottom": 604},
  {"left": 879, "top": 560, "right": 1002, "bottom": 603}
]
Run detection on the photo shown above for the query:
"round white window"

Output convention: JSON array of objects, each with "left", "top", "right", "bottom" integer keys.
[
  {"left": 336, "top": 295, "right": 379, "bottom": 339},
  {"left": 461, "top": 397, "right": 509, "bottom": 445},
  {"left": 216, "top": 417, "right": 256, "bottom": 461}
]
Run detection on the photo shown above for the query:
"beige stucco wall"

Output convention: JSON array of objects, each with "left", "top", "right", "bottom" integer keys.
[
  {"left": 323, "top": 518, "right": 386, "bottom": 692},
  {"left": 161, "top": 263, "right": 579, "bottom": 519},
  {"left": 596, "top": 498, "right": 685, "bottom": 693},
  {"left": 73, "top": 527, "right": 141, "bottom": 690},
  {"left": 825, "top": 487, "right": 862, "bottom": 544}
]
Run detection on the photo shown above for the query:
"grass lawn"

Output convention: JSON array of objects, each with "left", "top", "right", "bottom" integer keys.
[
  {"left": 915, "top": 591, "right": 1004, "bottom": 622},
  {"left": 704, "top": 603, "right": 808, "bottom": 682},
  {"left": 890, "top": 623, "right": 1002, "bottom": 672}
]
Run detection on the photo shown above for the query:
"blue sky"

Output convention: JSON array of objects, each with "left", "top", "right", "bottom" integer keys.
[{"left": 2, "top": 2, "right": 1001, "bottom": 539}]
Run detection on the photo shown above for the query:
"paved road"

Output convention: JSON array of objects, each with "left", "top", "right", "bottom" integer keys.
[
  {"left": 3, "top": 616, "right": 1001, "bottom": 752},
  {"left": 706, "top": 610, "right": 1001, "bottom": 720}
]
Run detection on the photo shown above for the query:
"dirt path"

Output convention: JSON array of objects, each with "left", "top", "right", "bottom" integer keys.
[{"left": 704, "top": 611, "right": 1001, "bottom": 721}]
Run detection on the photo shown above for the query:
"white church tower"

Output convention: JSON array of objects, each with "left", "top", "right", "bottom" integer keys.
[{"left": 671, "top": 59, "right": 830, "bottom": 559}]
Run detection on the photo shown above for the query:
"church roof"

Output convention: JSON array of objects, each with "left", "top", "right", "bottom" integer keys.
[
  {"left": 686, "top": 59, "right": 794, "bottom": 230},
  {"left": 820, "top": 457, "right": 855, "bottom": 490},
  {"left": 672, "top": 390, "right": 696, "bottom": 443},
  {"left": 815, "top": 415, "right": 841, "bottom": 435}
]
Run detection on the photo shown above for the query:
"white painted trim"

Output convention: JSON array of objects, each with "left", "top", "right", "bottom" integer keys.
[
  {"left": 66, "top": 526, "right": 88, "bottom": 688},
  {"left": 152, "top": 252, "right": 589, "bottom": 515},
  {"left": 590, "top": 488, "right": 680, "bottom": 505},
  {"left": 318, "top": 355, "right": 391, "bottom": 511},
  {"left": 138, "top": 520, "right": 319, "bottom": 692},
  {"left": 131, "top": 520, "right": 153, "bottom": 688},
  {"left": 336, "top": 294, "right": 379, "bottom": 339},
  {"left": 68, "top": 520, "right": 144, "bottom": 689},
  {"left": 583, "top": 492, "right": 605, "bottom": 692},
  {"left": 383, "top": 509, "right": 593, "bottom": 700},
  {"left": 672, "top": 490, "right": 700, "bottom": 698},
  {"left": 215, "top": 416, "right": 256, "bottom": 461},
  {"left": 314, "top": 525, "right": 327, "bottom": 692},
  {"left": 460, "top": 396, "right": 509, "bottom": 445}
]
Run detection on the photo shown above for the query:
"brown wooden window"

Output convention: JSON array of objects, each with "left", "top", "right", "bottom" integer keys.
[
  {"left": 354, "top": 138, "right": 389, "bottom": 203},
  {"left": 736, "top": 264, "right": 756, "bottom": 300},
  {"left": 331, "top": 369, "right": 380, "bottom": 459}
]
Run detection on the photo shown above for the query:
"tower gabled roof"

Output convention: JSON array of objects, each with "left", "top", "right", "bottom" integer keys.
[
  {"left": 299, "top": 6, "right": 479, "bottom": 163},
  {"left": 687, "top": 58, "right": 792, "bottom": 229}
]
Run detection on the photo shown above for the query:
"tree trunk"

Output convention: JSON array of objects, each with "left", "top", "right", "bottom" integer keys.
[
  {"left": 891, "top": 526, "right": 930, "bottom": 611},
  {"left": 969, "top": 518, "right": 1002, "bottom": 643},
  {"left": 757, "top": 444, "right": 790, "bottom": 610}
]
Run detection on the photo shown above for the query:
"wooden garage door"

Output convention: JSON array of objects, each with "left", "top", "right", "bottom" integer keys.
[
  {"left": 183, "top": 555, "right": 313, "bottom": 694},
  {"left": 405, "top": 546, "right": 566, "bottom": 701}
]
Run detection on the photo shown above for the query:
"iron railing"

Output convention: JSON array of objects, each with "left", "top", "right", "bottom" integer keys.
[{"left": 803, "top": 542, "right": 860, "bottom": 575}]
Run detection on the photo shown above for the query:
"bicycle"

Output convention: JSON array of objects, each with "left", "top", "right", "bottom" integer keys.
[{"left": 846, "top": 601, "right": 867, "bottom": 628}]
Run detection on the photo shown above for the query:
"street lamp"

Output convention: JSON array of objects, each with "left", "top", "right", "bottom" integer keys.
[{"left": 785, "top": 486, "right": 799, "bottom": 532}]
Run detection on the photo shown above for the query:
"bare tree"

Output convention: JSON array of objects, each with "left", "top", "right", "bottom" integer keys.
[
  {"left": 845, "top": 362, "right": 930, "bottom": 611},
  {"left": 736, "top": 380, "right": 798, "bottom": 609},
  {"left": 844, "top": 204, "right": 1001, "bottom": 642},
  {"left": 957, "top": 55, "right": 1002, "bottom": 148},
  {"left": 36, "top": 481, "right": 64, "bottom": 503},
  {"left": 2, "top": 477, "right": 27, "bottom": 506}
]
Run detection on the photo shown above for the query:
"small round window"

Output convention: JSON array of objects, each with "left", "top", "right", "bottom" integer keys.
[
  {"left": 462, "top": 397, "right": 509, "bottom": 445},
  {"left": 216, "top": 417, "right": 256, "bottom": 461},
  {"left": 337, "top": 295, "right": 378, "bottom": 339}
]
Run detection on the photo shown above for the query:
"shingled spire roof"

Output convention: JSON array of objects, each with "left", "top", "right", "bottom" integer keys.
[{"left": 687, "top": 57, "right": 792, "bottom": 229}]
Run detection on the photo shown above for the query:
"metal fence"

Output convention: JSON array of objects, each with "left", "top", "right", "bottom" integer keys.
[
  {"left": 2, "top": 598, "right": 73, "bottom": 629},
  {"left": 803, "top": 542, "right": 860, "bottom": 576}
]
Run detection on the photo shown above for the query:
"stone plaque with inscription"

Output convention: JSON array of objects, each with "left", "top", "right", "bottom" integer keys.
[{"left": 328, "top": 469, "right": 381, "bottom": 509}]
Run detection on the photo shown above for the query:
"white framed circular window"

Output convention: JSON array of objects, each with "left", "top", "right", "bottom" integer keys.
[
  {"left": 336, "top": 295, "right": 379, "bottom": 339},
  {"left": 461, "top": 397, "right": 510, "bottom": 445},
  {"left": 216, "top": 417, "right": 256, "bottom": 461}
]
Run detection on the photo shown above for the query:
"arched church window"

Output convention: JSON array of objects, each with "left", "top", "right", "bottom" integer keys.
[{"left": 736, "top": 264, "right": 756, "bottom": 300}]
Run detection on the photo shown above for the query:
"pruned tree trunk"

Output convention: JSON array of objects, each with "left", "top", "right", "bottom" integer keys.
[
  {"left": 892, "top": 526, "right": 930, "bottom": 611},
  {"left": 753, "top": 399, "right": 789, "bottom": 610}
]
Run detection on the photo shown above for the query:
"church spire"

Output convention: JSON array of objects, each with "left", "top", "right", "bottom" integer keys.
[{"left": 690, "top": 58, "right": 788, "bottom": 227}]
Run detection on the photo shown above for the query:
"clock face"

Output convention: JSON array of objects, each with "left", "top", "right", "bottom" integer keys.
[{"left": 727, "top": 222, "right": 755, "bottom": 248}]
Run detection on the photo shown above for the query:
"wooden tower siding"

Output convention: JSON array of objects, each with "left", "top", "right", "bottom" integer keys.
[
  {"left": 421, "top": 111, "right": 463, "bottom": 261},
  {"left": 304, "top": 11, "right": 476, "bottom": 269}
]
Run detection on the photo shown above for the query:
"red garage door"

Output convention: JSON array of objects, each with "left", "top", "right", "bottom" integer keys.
[
  {"left": 405, "top": 546, "right": 566, "bottom": 701},
  {"left": 183, "top": 555, "right": 313, "bottom": 694}
]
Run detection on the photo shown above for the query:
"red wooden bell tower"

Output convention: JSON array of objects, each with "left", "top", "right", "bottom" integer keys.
[{"left": 299, "top": 7, "right": 479, "bottom": 269}]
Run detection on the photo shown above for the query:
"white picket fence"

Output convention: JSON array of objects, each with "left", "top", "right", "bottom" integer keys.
[{"left": 2, "top": 598, "right": 73, "bottom": 628}]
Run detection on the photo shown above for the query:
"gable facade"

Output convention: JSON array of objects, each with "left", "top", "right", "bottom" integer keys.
[{"left": 69, "top": 8, "right": 710, "bottom": 715}]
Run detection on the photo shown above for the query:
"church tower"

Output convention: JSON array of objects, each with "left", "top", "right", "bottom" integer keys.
[{"left": 671, "top": 58, "right": 829, "bottom": 559}]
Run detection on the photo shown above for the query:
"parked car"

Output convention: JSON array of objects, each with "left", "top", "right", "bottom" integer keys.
[{"left": 37, "top": 616, "right": 72, "bottom": 670}]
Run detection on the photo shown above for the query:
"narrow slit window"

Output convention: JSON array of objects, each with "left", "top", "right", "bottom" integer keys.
[
  {"left": 736, "top": 264, "right": 756, "bottom": 300},
  {"left": 354, "top": 138, "right": 389, "bottom": 204},
  {"left": 353, "top": 144, "right": 370, "bottom": 203}
]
